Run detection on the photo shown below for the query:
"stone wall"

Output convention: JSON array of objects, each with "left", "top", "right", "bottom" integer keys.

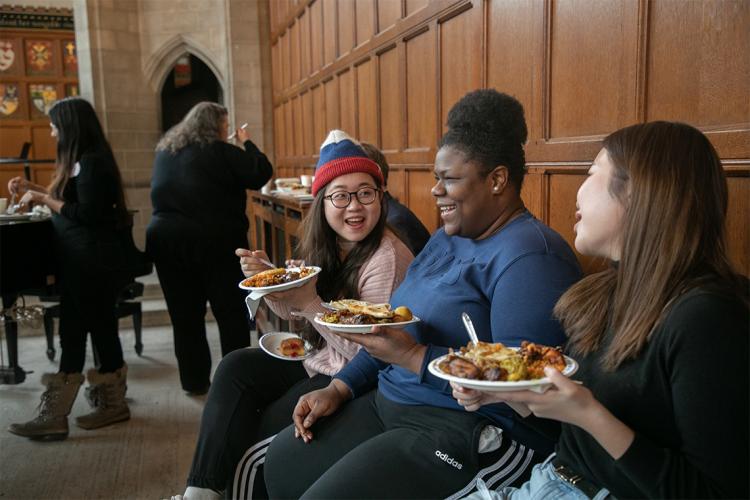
[{"left": 71, "top": 0, "right": 271, "bottom": 247}]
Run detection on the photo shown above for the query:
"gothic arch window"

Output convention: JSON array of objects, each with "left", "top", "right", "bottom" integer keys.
[{"left": 160, "top": 53, "right": 222, "bottom": 132}]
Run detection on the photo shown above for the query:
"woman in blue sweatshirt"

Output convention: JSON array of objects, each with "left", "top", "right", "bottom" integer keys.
[{"left": 263, "top": 90, "right": 582, "bottom": 499}]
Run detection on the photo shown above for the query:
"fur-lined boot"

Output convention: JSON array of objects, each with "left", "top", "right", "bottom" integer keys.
[
  {"left": 7, "top": 372, "right": 84, "bottom": 440},
  {"left": 75, "top": 363, "right": 130, "bottom": 430}
]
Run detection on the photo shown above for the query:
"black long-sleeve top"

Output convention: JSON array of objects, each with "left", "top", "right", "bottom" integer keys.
[
  {"left": 53, "top": 151, "right": 123, "bottom": 247},
  {"left": 147, "top": 139, "right": 273, "bottom": 251},
  {"left": 556, "top": 287, "right": 749, "bottom": 498}
]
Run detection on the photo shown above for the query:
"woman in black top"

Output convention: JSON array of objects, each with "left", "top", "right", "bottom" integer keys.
[
  {"left": 147, "top": 102, "right": 273, "bottom": 394},
  {"left": 8, "top": 97, "right": 132, "bottom": 440},
  {"left": 452, "top": 122, "right": 748, "bottom": 498}
]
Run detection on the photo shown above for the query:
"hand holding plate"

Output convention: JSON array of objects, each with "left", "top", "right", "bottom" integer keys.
[{"left": 331, "top": 325, "right": 426, "bottom": 374}]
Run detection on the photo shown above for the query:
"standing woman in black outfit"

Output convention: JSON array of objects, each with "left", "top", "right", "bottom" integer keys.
[
  {"left": 147, "top": 102, "right": 273, "bottom": 394},
  {"left": 8, "top": 97, "right": 132, "bottom": 440}
]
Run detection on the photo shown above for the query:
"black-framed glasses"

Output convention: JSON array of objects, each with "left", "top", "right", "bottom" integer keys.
[{"left": 323, "top": 187, "right": 381, "bottom": 208}]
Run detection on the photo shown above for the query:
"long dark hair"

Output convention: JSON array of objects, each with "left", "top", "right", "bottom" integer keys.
[
  {"left": 556, "top": 121, "right": 747, "bottom": 370},
  {"left": 297, "top": 175, "right": 388, "bottom": 301},
  {"left": 48, "top": 97, "right": 127, "bottom": 222}
]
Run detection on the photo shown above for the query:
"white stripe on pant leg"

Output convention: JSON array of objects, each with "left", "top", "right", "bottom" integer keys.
[
  {"left": 232, "top": 435, "right": 276, "bottom": 499},
  {"left": 444, "top": 441, "right": 520, "bottom": 500},
  {"left": 485, "top": 447, "right": 533, "bottom": 490},
  {"left": 244, "top": 456, "right": 265, "bottom": 500},
  {"left": 237, "top": 448, "right": 268, "bottom": 499},
  {"left": 483, "top": 444, "right": 525, "bottom": 490}
]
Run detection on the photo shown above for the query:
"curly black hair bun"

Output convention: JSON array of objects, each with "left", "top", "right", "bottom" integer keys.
[{"left": 440, "top": 89, "right": 528, "bottom": 190}]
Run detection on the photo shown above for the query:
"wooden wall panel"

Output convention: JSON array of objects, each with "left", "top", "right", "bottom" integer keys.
[
  {"left": 31, "top": 126, "right": 55, "bottom": 159},
  {"left": 338, "top": 0, "right": 356, "bottom": 57},
  {"left": 312, "top": 85, "right": 326, "bottom": 151},
  {"left": 323, "top": 0, "right": 337, "bottom": 65},
  {"left": 356, "top": 58, "right": 378, "bottom": 144},
  {"left": 310, "top": 0, "right": 324, "bottom": 72},
  {"left": 378, "top": 0, "right": 402, "bottom": 32},
  {"left": 269, "top": 0, "right": 749, "bottom": 273},
  {"left": 284, "top": 100, "right": 294, "bottom": 157},
  {"left": 646, "top": 0, "right": 750, "bottom": 156},
  {"left": 520, "top": 171, "right": 544, "bottom": 221},
  {"left": 406, "top": 0, "right": 429, "bottom": 17},
  {"left": 299, "top": 10, "right": 311, "bottom": 79},
  {"left": 486, "top": 0, "right": 535, "bottom": 134},
  {"left": 405, "top": 28, "right": 437, "bottom": 153},
  {"left": 726, "top": 174, "right": 749, "bottom": 276},
  {"left": 339, "top": 69, "right": 357, "bottom": 135},
  {"left": 548, "top": 0, "right": 638, "bottom": 139},
  {"left": 378, "top": 46, "right": 402, "bottom": 152},
  {"left": 323, "top": 77, "right": 340, "bottom": 132},
  {"left": 292, "top": 95, "right": 303, "bottom": 156},
  {"left": 273, "top": 106, "right": 284, "bottom": 160},
  {"left": 408, "top": 169, "right": 438, "bottom": 233},
  {"left": 439, "top": 4, "right": 483, "bottom": 129},
  {"left": 290, "top": 21, "right": 301, "bottom": 85},
  {"left": 301, "top": 91, "right": 315, "bottom": 156},
  {"left": 356, "top": 0, "right": 376, "bottom": 46},
  {"left": 0, "top": 127, "right": 30, "bottom": 157},
  {"left": 387, "top": 168, "right": 406, "bottom": 203}
]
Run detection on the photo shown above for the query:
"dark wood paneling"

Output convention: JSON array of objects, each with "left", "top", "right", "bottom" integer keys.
[
  {"left": 323, "top": 0, "right": 337, "bottom": 65},
  {"left": 290, "top": 21, "right": 301, "bottom": 85},
  {"left": 299, "top": 10, "right": 311, "bottom": 79},
  {"left": 301, "top": 90, "right": 315, "bottom": 156},
  {"left": 312, "top": 84, "right": 326, "bottom": 151},
  {"left": 323, "top": 77, "right": 340, "bottom": 131},
  {"left": 292, "top": 95, "right": 303, "bottom": 156},
  {"left": 356, "top": 58, "right": 378, "bottom": 144},
  {"left": 548, "top": 0, "right": 639, "bottom": 139},
  {"left": 378, "top": 45, "right": 402, "bottom": 152},
  {"left": 356, "top": 0, "right": 376, "bottom": 46},
  {"left": 439, "top": 3, "right": 482, "bottom": 130},
  {"left": 338, "top": 0, "right": 356, "bottom": 57},
  {"left": 406, "top": 0, "right": 430, "bottom": 17},
  {"left": 726, "top": 173, "right": 750, "bottom": 276},
  {"left": 310, "top": 0, "right": 324, "bottom": 72},
  {"left": 646, "top": 0, "right": 750, "bottom": 158},
  {"left": 378, "top": 0, "right": 402, "bottom": 32},
  {"left": 405, "top": 27, "right": 437, "bottom": 154},
  {"left": 339, "top": 68, "right": 357, "bottom": 135},
  {"left": 387, "top": 167, "right": 406, "bottom": 203}
]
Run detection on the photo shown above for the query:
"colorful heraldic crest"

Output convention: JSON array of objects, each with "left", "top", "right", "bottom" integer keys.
[
  {"left": 29, "top": 83, "right": 57, "bottom": 116},
  {"left": 26, "top": 40, "right": 54, "bottom": 75},
  {"left": 63, "top": 40, "right": 77, "bottom": 76},
  {"left": 0, "top": 83, "right": 19, "bottom": 117},
  {"left": 0, "top": 40, "right": 16, "bottom": 72}
]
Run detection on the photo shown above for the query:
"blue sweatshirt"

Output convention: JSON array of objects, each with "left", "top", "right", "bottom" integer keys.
[{"left": 335, "top": 211, "right": 582, "bottom": 450}]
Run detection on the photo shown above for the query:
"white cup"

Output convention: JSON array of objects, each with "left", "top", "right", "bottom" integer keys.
[
  {"left": 300, "top": 175, "right": 313, "bottom": 187},
  {"left": 0, "top": 198, "right": 7, "bottom": 213}
]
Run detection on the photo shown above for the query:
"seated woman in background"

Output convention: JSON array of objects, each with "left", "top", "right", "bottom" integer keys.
[
  {"left": 176, "top": 130, "right": 413, "bottom": 499},
  {"left": 147, "top": 102, "right": 273, "bottom": 395},
  {"left": 263, "top": 89, "right": 583, "bottom": 499},
  {"left": 452, "top": 121, "right": 749, "bottom": 499}
]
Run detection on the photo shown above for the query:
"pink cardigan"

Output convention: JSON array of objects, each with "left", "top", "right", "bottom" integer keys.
[{"left": 265, "top": 230, "right": 414, "bottom": 376}]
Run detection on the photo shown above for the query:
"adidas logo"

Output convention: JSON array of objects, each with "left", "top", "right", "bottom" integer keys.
[{"left": 435, "top": 450, "right": 463, "bottom": 470}]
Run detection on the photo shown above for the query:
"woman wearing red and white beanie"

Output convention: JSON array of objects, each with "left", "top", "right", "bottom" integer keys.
[{"left": 176, "top": 130, "right": 414, "bottom": 500}]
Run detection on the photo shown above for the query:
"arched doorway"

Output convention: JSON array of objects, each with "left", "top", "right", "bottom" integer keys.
[{"left": 160, "top": 54, "right": 222, "bottom": 132}]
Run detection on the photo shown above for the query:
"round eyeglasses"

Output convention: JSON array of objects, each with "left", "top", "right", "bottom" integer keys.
[{"left": 323, "top": 187, "right": 381, "bottom": 208}]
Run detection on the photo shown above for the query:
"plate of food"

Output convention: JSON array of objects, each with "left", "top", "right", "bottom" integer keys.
[
  {"left": 428, "top": 341, "right": 578, "bottom": 393},
  {"left": 259, "top": 332, "right": 315, "bottom": 361},
  {"left": 238, "top": 266, "right": 321, "bottom": 292},
  {"left": 313, "top": 299, "right": 420, "bottom": 334}
]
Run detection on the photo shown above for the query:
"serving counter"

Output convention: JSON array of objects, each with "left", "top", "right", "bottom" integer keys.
[{"left": 246, "top": 191, "right": 311, "bottom": 334}]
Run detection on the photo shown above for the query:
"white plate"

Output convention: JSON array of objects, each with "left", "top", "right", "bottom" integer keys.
[
  {"left": 238, "top": 266, "right": 321, "bottom": 292},
  {"left": 313, "top": 313, "right": 421, "bottom": 334},
  {"left": 428, "top": 352, "right": 578, "bottom": 393},
  {"left": 259, "top": 332, "right": 315, "bottom": 361},
  {"left": 0, "top": 213, "right": 33, "bottom": 221}
]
